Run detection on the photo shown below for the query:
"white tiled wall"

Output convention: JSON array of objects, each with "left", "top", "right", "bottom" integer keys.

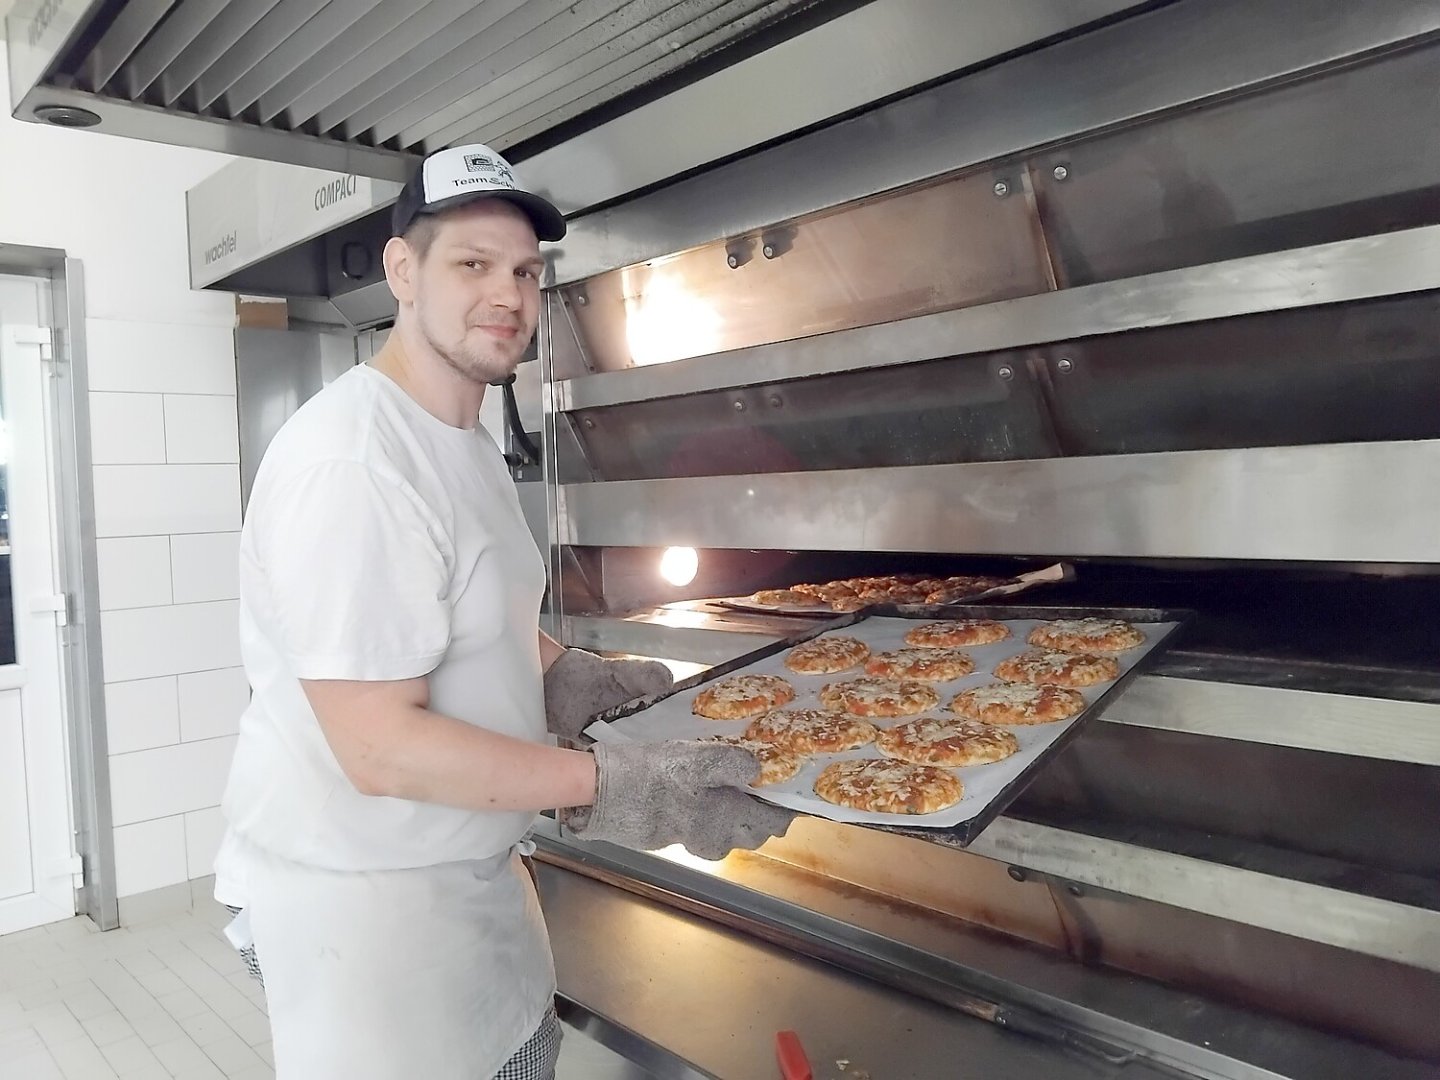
[
  {"left": 2, "top": 51, "right": 248, "bottom": 903},
  {"left": 170, "top": 533, "right": 242, "bottom": 605}
]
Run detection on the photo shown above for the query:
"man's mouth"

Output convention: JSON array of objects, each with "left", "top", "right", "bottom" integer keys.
[{"left": 474, "top": 324, "right": 520, "bottom": 339}]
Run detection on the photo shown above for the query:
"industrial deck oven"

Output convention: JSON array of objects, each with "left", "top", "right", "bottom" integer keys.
[
  {"left": 526, "top": 5, "right": 1440, "bottom": 1078},
  {"left": 53, "top": 0, "right": 1436, "bottom": 1072}
]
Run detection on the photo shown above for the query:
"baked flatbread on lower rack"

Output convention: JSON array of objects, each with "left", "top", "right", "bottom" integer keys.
[
  {"left": 876, "top": 717, "right": 1020, "bottom": 767},
  {"left": 813, "top": 759, "right": 964, "bottom": 815},
  {"left": 994, "top": 650, "right": 1119, "bottom": 688},
  {"left": 691, "top": 674, "right": 796, "bottom": 720}
]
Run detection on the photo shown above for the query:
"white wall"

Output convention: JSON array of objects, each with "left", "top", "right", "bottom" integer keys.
[{"left": 1, "top": 52, "right": 246, "bottom": 903}]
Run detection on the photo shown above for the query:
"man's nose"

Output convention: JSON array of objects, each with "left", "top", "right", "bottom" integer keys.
[{"left": 490, "top": 273, "right": 522, "bottom": 310}]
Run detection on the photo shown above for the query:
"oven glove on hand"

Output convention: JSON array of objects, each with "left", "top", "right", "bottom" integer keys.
[
  {"left": 562, "top": 741, "right": 797, "bottom": 861},
  {"left": 543, "top": 649, "right": 673, "bottom": 742}
]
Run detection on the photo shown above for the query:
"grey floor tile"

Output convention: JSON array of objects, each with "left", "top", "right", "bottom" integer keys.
[
  {"left": 150, "top": 1036, "right": 215, "bottom": 1075},
  {"left": 99, "top": 1034, "right": 162, "bottom": 1075},
  {"left": 48, "top": 1035, "right": 120, "bottom": 1080},
  {"left": 198, "top": 1032, "right": 263, "bottom": 1075},
  {"left": 221, "top": 1009, "right": 270, "bottom": 1048},
  {"left": 27, "top": 1004, "right": 87, "bottom": 1047},
  {"left": 128, "top": 1009, "right": 185, "bottom": 1048},
  {"left": 155, "top": 990, "right": 208, "bottom": 1021},
  {"left": 0, "top": 1043, "right": 65, "bottom": 1080},
  {"left": 134, "top": 970, "right": 184, "bottom": 998},
  {"left": 61, "top": 988, "right": 114, "bottom": 1021},
  {"left": 177, "top": 1010, "right": 232, "bottom": 1048},
  {"left": 79, "top": 1010, "right": 135, "bottom": 1048}
]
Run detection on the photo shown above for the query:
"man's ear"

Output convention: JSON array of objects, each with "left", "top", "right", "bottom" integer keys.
[{"left": 383, "top": 236, "right": 418, "bottom": 306}]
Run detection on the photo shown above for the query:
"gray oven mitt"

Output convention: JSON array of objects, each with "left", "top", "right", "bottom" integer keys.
[
  {"left": 563, "top": 742, "right": 798, "bottom": 860},
  {"left": 543, "top": 649, "right": 673, "bottom": 742}
]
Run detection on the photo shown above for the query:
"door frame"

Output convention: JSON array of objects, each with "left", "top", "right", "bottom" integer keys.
[
  {"left": 0, "top": 324, "right": 75, "bottom": 932},
  {"left": 0, "top": 247, "right": 117, "bottom": 930}
]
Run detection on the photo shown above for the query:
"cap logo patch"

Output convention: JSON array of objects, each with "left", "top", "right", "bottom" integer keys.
[{"left": 463, "top": 153, "right": 515, "bottom": 186}]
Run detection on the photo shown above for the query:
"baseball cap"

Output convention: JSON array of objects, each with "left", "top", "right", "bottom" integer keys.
[{"left": 391, "top": 144, "right": 566, "bottom": 242}]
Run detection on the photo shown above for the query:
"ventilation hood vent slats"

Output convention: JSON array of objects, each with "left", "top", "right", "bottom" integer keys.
[{"left": 28, "top": 0, "right": 829, "bottom": 159}]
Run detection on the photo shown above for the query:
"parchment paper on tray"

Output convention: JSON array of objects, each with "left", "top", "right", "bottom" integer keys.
[
  {"left": 584, "top": 609, "right": 1185, "bottom": 842},
  {"left": 714, "top": 563, "right": 1072, "bottom": 617}
]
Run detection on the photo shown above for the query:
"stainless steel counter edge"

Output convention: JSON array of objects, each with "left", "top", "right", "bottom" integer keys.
[
  {"left": 533, "top": 822, "right": 1438, "bottom": 1080},
  {"left": 554, "top": 226, "right": 1440, "bottom": 412},
  {"left": 967, "top": 818, "right": 1440, "bottom": 974}
]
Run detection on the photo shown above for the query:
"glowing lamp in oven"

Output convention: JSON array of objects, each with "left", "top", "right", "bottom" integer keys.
[
  {"left": 659, "top": 546, "right": 699, "bottom": 587},
  {"left": 623, "top": 275, "right": 721, "bottom": 367}
]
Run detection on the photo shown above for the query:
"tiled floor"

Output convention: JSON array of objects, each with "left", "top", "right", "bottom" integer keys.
[
  {"left": 1, "top": 894, "right": 645, "bottom": 1080},
  {"left": 0, "top": 898, "right": 271, "bottom": 1080}
]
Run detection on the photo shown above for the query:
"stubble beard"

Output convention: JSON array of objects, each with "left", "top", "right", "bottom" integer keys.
[{"left": 420, "top": 314, "right": 525, "bottom": 387}]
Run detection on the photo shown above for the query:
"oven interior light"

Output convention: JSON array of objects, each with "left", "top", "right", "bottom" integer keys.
[
  {"left": 623, "top": 276, "right": 721, "bottom": 367},
  {"left": 659, "top": 546, "right": 699, "bottom": 587},
  {"left": 651, "top": 844, "right": 725, "bottom": 873}
]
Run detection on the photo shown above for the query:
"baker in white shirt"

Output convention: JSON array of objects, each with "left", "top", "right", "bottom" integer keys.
[{"left": 213, "top": 143, "right": 795, "bottom": 1080}]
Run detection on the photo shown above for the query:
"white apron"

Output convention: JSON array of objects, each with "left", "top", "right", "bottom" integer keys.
[{"left": 222, "top": 831, "right": 553, "bottom": 1079}]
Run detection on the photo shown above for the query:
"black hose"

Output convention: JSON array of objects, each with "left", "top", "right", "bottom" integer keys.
[{"left": 494, "top": 373, "right": 541, "bottom": 466}]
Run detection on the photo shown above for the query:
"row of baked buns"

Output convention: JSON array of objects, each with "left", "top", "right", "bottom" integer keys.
[
  {"left": 750, "top": 574, "right": 1011, "bottom": 612},
  {"left": 687, "top": 618, "right": 1144, "bottom": 815}
]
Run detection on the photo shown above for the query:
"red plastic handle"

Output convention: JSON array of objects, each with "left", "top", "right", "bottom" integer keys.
[{"left": 775, "top": 1030, "right": 812, "bottom": 1080}]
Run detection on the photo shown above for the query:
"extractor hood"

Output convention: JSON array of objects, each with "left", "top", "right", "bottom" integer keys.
[{"left": 8, "top": 0, "right": 1148, "bottom": 323}]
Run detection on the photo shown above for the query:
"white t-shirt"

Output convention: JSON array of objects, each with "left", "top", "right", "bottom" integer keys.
[{"left": 218, "top": 363, "right": 549, "bottom": 876}]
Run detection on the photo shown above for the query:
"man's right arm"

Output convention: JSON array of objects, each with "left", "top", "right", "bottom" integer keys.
[{"left": 303, "top": 676, "right": 597, "bottom": 812}]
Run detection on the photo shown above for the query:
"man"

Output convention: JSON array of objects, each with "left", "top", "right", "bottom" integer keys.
[{"left": 213, "top": 144, "right": 794, "bottom": 1080}]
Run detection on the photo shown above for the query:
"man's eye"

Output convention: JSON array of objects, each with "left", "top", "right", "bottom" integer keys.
[
  {"left": 462, "top": 260, "right": 484, "bottom": 270},
  {"left": 516, "top": 269, "right": 535, "bottom": 280}
]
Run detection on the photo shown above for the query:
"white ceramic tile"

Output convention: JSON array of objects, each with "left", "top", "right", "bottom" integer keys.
[
  {"left": 113, "top": 818, "right": 189, "bottom": 899},
  {"left": 0, "top": 62, "right": 232, "bottom": 323},
  {"left": 170, "top": 534, "right": 241, "bottom": 605},
  {"left": 178, "top": 668, "right": 249, "bottom": 743},
  {"left": 109, "top": 739, "right": 237, "bottom": 828},
  {"left": 93, "top": 465, "right": 241, "bottom": 538},
  {"left": 163, "top": 396, "right": 240, "bottom": 465},
  {"left": 85, "top": 320, "right": 237, "bottom": 396},
  {"left": 88, "top": 393, "right": 167, "bottom": 465},
  {"left": 96, "top": 537, "right": 173, "bottom": 611},
  {"left": 103, "top": 678, "right": 181, "bottom": 756},
  {"left": 183, "top": 809, "right": 227, "bottom": 882},
  {"left": 100, "top": 602, "right": 240, "bottom": 683}
]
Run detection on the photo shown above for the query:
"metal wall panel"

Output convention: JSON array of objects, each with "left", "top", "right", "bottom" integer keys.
[
  {"left": 548, "top": 0, "right": 1440, "bottom": 282},
  {"left": 561, "top": 163, "right": 1052, "bottom": 372},
  {"left": 235, "top": 326, "right": 323, "bottom": 508},
  {"left": 559, "top": 441, "right": 1440, "bottom": 563},
  {"left": 555, "top": 226, "right": 1440, "bottom": 412},
  {"left": 1030, "top": 42, "right": 1440, "bottom": 287}
]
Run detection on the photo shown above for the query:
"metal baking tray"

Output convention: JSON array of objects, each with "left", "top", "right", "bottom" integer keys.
[
  {"left": 712, "top": 563, "right": 1073, "bottom": 617},
  {"left": 585, "top": 604, "right": 1192, "bottom": 847}
]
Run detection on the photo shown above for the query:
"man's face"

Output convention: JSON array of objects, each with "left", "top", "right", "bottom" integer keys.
[{"left": 402, "top": 201, "right": 544, "bottom": 385}]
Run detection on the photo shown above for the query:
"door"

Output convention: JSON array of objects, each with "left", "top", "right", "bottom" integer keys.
[{"left": 0, "top": 325, "right": 77, "bottom": 933}]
